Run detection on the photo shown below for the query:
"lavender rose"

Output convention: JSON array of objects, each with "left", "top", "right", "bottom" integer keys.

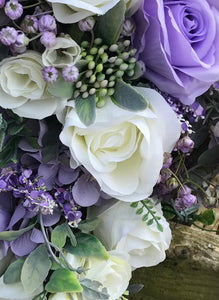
[{"left": 133, "top": 0, "right": 219, "bottom": 105}]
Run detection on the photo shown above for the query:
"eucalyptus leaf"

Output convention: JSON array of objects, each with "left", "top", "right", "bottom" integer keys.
[
  {"left": 45, "top": 268, "right": 82, "bottom": 293},
  {"left": 65, "top": 233, "right": 109, "bottom": 260},
  {"left": 80, "top": 279, "right": 109, "bottom": 300},
  {"left": 78, "top": 218, "right": 100, "bottom": 232},
  {"left": 75, "top": 94, "right": 96, "bottom": 126},
  {"left": 0, "top": 130, "right": 6, "bottom": 151},
  {"left": 21, "top": 245, "right": 51, "bottom": 294},
  {"left": 94, "top": 0, "right": 125, "bottom": 45},
  {"left": 64, "top": 223, "right": 77, "bottom": 247},
  {"left": 48, "top": 77, "right": 74, "bottom": 99},
  {"left": 0, "top": 250, "right": 14, "bottom": 277},
  {"left": 0, "top": 223, "right": 35, "bottom": 241},
  {"left": 112, "top": 79, "right": 147, "bottom": 111},
  {"left": 3, "top": 258, "right": 25, "bottom": 284},
  {"left": 51, "top": 224, "right": 68, "bottom": 249}
]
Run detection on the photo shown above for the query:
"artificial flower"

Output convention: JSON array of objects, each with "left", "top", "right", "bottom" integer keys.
[
  {"left": 0, "top": 51, "right": 66, "bottom": 119},
  {"left": 42, "top": 36, "right": 81, "bottom": 68},
  {"left": 48, "top": 0, "right": 142, "bottom": 24},
  {"left": 133, "top": 0, "right": 219, "bottom": 104},
  {"left": 60, "top": 87, "right": 181, "bottom": 201},
  {"left": 49, "top": 252, "right": 131, "bottom": 300},
  {"left": 89, "top": 200, "right": 172, "bottom": 268}
]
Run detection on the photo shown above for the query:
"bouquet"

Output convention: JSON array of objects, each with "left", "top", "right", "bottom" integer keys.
[{"left": 0, "top": 0, "right": 218, "bottom": 299}]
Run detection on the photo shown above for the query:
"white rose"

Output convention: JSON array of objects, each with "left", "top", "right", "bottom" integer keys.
[
  {"left": 42, "top": 36, "right": 81, "bottom": 68},
  {"left": 47, "top": 0, "right": 142, "bottom": 24},
  {"left": 49, "top": 252, "right": 131, "bottom": 300},
  {"left": 0, "top": 277, "right": 43, "bottom": 300},
  {"left": 89, "top": 200, "right": 172, "bottom": 268},
  {"left": 60, "top": 87, "right": 181, "bottom": 201},
  {"left": 0, "top": 51, "right": 66, "bottom": 119}
]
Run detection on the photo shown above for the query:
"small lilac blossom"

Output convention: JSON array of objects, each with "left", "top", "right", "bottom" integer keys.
[
  {"left": 39, "top": 15, "right": 57, "bottom": 33},
  {"left": 21, "top": 15, "right": 39, "bottom": 34},
  {"left": 0, "top": 26, "right": 18, "bottom": 46},
  {"left": 0, "top": 0, "right": 5, "bottom": 8},
  {"left": 40, "top": 31, "right": 56, "bottom": 48},
  {"left": 78, "top": 17, "right": 95, "bottom": 32},
  {"left": 177, "top": 136, "right": 194, "bottom": 153},
  {"left": 42, "top": 66, "right": 58, "bottom": 83},
  {"left": 174, "top": 197, "right": 185, "bottom": 211},
  {"left": 122, "top": 18, "right": 135, "bottom": 36},
  {"left": 10, "top": 31, "right": 29, "bottom": 54},
  {"left": 62, "top": 65, "right": 79, "bottom": 82},
  {"left": 162, "top": 152, "right": 172, "bottom": 169},
  {"left": 4, "top": 0, "right": 23, "bottom": 20},
  {"left": 179, "top": 185, "right": 192, "bottom": 198},
  {"left": 183, "top": 194, "right": 197, "bottom": 208}
]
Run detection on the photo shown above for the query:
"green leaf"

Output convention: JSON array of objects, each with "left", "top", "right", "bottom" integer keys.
[
  {"left": 128, "top": 61, "right": 145, "bottom": 81},
  {"left": 0, "top": 250, "right": 14, "bottom": 277},
  {"left": 130, "top": 202, "right": 139, "bottom": 208},
  {"left": 8, "top": 123, "right": 25, "bottom": 135},
  {"left": 21, "top": 245, "right": 51, "bottom": 294},
  {"left": 3, "top": 258, "right": 25, "bottom": 284},
  {"left": 112, "top": 79, "right": 147, "bottom": 111},
  {"left": 65, "top": 233, "right": 109, "bottom": 260},
  {"left": 0, "top": 130, "right": 6, "bottom": 151},
  {"left": 75, "top": 94, "right": 96, "bottom": 126},
  {"left": 48, "top": 77, "right": 74, "bottom": 99},
  {"left": 142, "top": 213, "right": 149, "bottom": 221},
  {"left": 195, "top": 209, "right": 216, "bottom": 225},
  {"left": 45, "top": 268, "right": 82, "bottom": 293},
  {"left": 147, "top": 219, "right": 154, "bottom": 226},
  {"left": 80, "top": 279, "right": 109, "bottom": 300},
  {"left": 136, "top": 207, "right": 143, "bottom": 215},
  {"left": 51, "top": 222, "right": 76, "bottom": 248},
  {"left": 78, "top": 218, "right": 100, "bottom": 232},
  {"left": 26, "top": 137, "right": 41, "bottom": 149},
  {"left": 94, "top": 0, "right": 126, "bottom": 45},
  {"left": 51, "top": 224, "right": 68, "bottom": 249},
  {"left": 0, "top": 223, "right": 35, "bottom": 241},
  {"left": 156, "top": 223, "right": 164, "bottom": 232},
  {"left": 64, "top": 223, "right": 77, "bottom": 247},
  {"left": 198, "top": 145, "right": 219, "bottom": 166},
  {"left": 41, "top": 144, "right": 58, "bottom": 163}
]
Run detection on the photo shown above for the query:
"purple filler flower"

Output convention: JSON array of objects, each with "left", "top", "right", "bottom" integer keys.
[
  {"left": 4, "top": 0, "right": 23, "bottom": 20},
  {"left": 133, "top": 0, "right": 219, "bottom": 105},
  {"left": 0, "top": 26, "right": 18, "bottom": 45}
]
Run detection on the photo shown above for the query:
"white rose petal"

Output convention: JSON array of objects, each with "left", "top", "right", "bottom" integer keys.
[
  {"left": 89, "top": 200, "right": 172, "bottom": 268},
  {"left": 0, "top": 51, "right": 66, "bottom": 120},
  {"left": 48, "top": 0, "right": 142, "bottom": 23},
  {"left": 60, "top": 87, "right": 181, "bottom": 201},
  {"left": 0, "top": 277, "right": 43, "bottom": 300}
]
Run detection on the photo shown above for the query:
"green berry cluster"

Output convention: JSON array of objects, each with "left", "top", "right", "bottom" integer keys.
[{"left": 73, "top": 37, "right": 137, "bottom": 108}]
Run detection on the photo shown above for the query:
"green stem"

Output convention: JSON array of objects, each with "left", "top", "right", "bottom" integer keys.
[
  {"left": 23, "top": 1, "right": 42, "bottom": 9},
  {"left": 167, "top": 168, "right": 185, "bottom": 191},
  {"left": 39, "top": 213, "right": 66, "bottom": 269},
  {"left": 192, "top": 222, "right": 219, "bottom": 233},
  {"left": 28, "top": 32, "right": 42, "bottom": 42}
]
